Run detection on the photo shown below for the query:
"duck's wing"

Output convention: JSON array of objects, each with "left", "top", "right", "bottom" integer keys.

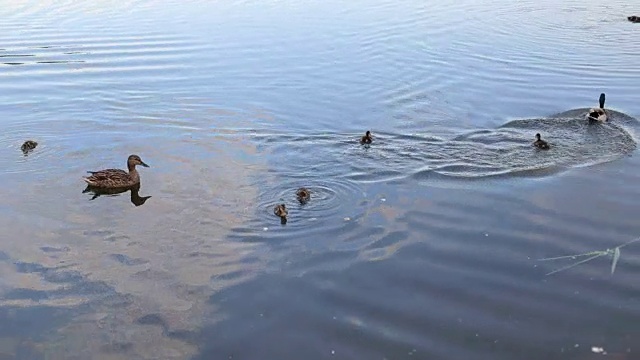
[
  {"left": 83, "top": 169, "right": 131, "bottom": 186},
  {"left": 274, "top": 206, "right": 287, "bottom": 217},
  {"left": 587, "top": 108, "right": 605, "bottom": 121},
  {"left": 85, "top": 168, "right": 127, "bottom": 177},
  {"left": 533, "top": 140, "right": 549, "bottom": 149}
]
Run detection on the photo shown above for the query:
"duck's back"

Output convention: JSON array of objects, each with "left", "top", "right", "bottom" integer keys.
[
  {"left": 84, "top": 168, "right": 137, "bottom": 188},
  {"left": 534, "top": 140, "right": 549, "bottom": 149}
]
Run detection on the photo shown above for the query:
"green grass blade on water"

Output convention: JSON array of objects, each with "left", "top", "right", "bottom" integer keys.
[
  {"left": 545, "top": 253, "right": 605, "bottom": 276},
  {"left": 617, "top": 237, "right": 640, "bottom": 249},
  {"left": 538, "top": 237, "right": 640, "bottom": 276},
  {"left": 611, "top": 247, "right": 621, "bottom": 275},
  {"left": 538, "top": 250, "right": 605, "bottom": 262}
]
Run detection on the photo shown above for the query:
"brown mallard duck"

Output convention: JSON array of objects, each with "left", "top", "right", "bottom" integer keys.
[
  {"left": 274, "top": 203, "right": 288, "bottom": 224},
  {"left": 21, "top": 140, "right": 38, "bottom": 154},
  {"left": 533, "top": 133, "right": 550, "bottom": 150},
  {"left": 360, "top": 131, "right": 372, "bottom": 144},
  {"left": 83, "top": 154, "right": 149, "bottom": 189},
  {"left": 296, "top": 187, "right": 311, "bottom": 204},
  {"left": 587, "top": 93, "right": 607, "bottom": 122}
]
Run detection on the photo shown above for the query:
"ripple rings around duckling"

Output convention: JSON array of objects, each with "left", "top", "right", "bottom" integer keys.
[
  {"left": 257, "top": 178, "right": 366, "bottom": 226},
  {"left": 227, "top": 177, "right": 368, "bottom": 246}
]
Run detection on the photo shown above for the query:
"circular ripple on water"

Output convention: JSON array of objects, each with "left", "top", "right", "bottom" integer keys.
[
  {"left": 0, "top": 120, "right": 116, "bottom": 181},
  {"left": 256, "top": 176, "right": 365, "bottom": 225},
  {"left": 227, "top": 174, "right": 368, "bottom": 245}
]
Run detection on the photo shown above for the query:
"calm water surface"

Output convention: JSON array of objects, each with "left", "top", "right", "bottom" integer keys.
[{"left": 1, "top": 0, "right": 640, "bottom": 359}]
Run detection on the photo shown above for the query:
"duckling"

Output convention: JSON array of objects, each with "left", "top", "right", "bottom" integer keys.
[
  {"left": 296, "top": 187, "right": 311, "bottom": 204},
  {"left": 360, "top": 131, "right": 372, "bottom": 144},
  {"left": 83, "top": 154, "right": 149, "bottom": 189},
  {"left": 628, "top": 16, "right": 640, "bottom": 23},
  {"left": 587, "top": 93, "right": 607, "bottom": 122},
  {"left": 533, "top": 133, "right": 550, "bottom": 150},
  {"left": 21, "top": 140, "right": 37, "bottom": 154},
  {"left": 274, "top": 203, "right": 288, "bottom": 224}
]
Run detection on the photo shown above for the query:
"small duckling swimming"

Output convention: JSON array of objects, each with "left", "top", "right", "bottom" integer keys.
[
  {"left": 21, "top": 140, "right": 38, "bottom": 154},
  {"left": 296, "top": 188, "right": 311, "bottom": 204},
  {"left": 587, "top": 93, "right": 607, "bottom": 122},
  {"left": 274, "top": 203, "right": 288, "bottom": 224},
  {"left": 360, "top": 131, "right": 372, "bottom": 144},
  {"left": 628, "top": 16, "right": 640, "bottom": 23},
  {"left": 83, "top": 154, "right": 149, "bottom": 189},
  {"left": 533, "top": 133, "right": 550, "bottom": 150}
]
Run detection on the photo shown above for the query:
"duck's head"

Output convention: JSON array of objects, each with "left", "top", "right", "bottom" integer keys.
[
  {"left": 297, "top": 188, "right": 310, "bottom": 204},
  {"left": 128, "top": 154, "right": 149, "bottom": 168},
  {"left": 599, "top": 93, "right": 606, "bottom": 109},
  {"left": 535, "top": 133, "right": 541, "bottom": 140},
  {"left": 365, "top": 131, "right": 371, "bottom": 137}
]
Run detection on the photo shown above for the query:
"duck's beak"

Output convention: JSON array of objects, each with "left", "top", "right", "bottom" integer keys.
[{"left": 140, "top": 161, "right": 149, "bottom": 168}]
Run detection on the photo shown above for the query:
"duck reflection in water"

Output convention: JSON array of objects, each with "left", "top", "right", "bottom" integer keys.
[{"left": 83, "top": 183, "right": 152, "bottom": 207}]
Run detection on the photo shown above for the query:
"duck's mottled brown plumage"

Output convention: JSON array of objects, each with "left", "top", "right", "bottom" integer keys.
[
  {"left": 533, "top": 133, "right": 550, "bottom": 150},
  {"left": 588, "top": 108, "right": 607, "bottom": 122},
  {"left": 21, "top": 140, "right": 38, "bottom": 153},
  {"left": 274, "top": 203, "right": 288, "bottom": 224},
  {"left": 360, "top": 131, "right": 372, "bottom": 144},
  {"left": 296, "top": 188, "right": 311, "bottom": 204},
  {"left": 83, "top": 154, "right": 149, "bottom": 189},
  {"left": 587, "top": 93, "right": 607, "bottom": 122}
]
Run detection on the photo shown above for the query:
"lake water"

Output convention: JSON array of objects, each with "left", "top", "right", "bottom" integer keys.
[{"left": 1, "top": 0, "right": 640, "bottom": 359}]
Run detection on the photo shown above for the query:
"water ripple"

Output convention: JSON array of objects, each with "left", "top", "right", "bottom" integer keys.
[
  {"left": 254, "top": 110, "right": 637, "bottom": 186},
  {"left": 2, "top": 0, "right": 640, "bottom": 358},
  {"left": 229, "top": 172, "right": 369, "bottom": 246}
]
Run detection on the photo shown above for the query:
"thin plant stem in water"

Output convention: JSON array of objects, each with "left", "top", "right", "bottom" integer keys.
[{"left": 538, "top": 237, "right": 640, "bottom": 276}]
